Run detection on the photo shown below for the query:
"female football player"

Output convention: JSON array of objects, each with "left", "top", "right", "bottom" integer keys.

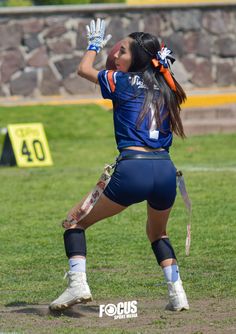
[{"left": 50, "top": 18, "right": 189, "bottom": 312}]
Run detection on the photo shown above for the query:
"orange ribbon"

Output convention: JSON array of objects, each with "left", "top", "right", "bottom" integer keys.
[{"left": 152, "top": 58, "right": 177, "bottom": 92}]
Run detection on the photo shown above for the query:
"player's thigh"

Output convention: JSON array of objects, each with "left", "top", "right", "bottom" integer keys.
[
  {"left": 146, "top": 203, "right": 173, "bottom": 243},
  {"left": 148, "top": 159, "right": 177, "bottom": 211},
  {"left": 74, "top": 193, "right": 126, "bottom": 230}
]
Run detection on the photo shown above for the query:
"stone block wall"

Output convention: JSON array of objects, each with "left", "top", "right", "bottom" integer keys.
[{"left": 0, "top": 3, "right": 235, "bottom": 97}]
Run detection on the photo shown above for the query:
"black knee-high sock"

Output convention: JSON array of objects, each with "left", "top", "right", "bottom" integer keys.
[{"left": 64, "top": 228, "right": 86, "bottom": 258}]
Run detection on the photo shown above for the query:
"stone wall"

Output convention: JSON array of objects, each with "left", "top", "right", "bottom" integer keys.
[{"left": 0, "top": 3, "right": 235, "bottom": 97}]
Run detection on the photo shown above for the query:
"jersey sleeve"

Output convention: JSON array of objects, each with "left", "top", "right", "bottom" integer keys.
[{"left": 98, "top": 70, "right": 118, "bottom": 100}]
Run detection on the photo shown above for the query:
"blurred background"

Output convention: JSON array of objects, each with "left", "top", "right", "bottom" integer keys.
[
  {"left": 0, "top": 0, "right": 235, "bottom": 95},
  {"left": 0, "top": 0, "right": 235, "bottom": 134},
  {"left": 0, "top": 3, "right": 235, "bottom": 333},
  {"left": 1, "top": 0, "right": 125, "bottom": 6}
]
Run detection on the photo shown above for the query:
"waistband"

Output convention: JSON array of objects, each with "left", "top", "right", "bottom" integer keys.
[{"left": 117, "top": 150, "right": 170, "bottom": 162}]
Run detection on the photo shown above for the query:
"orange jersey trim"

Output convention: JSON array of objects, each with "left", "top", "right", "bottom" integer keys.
[{"left": 107, "top": 70, "right": 116, "bottom": 93}]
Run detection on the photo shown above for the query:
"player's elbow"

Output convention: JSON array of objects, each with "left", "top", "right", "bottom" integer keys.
[
  {"left": 77, "top": 63, "right": 87, "bottom": 78},
  {"left": 77, "top": 63, "right": 98, "bottom": 84}
]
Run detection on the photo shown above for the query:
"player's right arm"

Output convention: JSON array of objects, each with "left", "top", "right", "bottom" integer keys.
[
  {"left": 77, "top": 18, "right": 112, "bottom": 84},
  {"left": 77, "top": 50, "right": 99, "bottom": 84}
]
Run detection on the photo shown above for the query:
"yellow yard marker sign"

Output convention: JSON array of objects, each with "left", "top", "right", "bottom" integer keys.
[{"left": 0, "top": 123, "right": 53, "bottom": 167}]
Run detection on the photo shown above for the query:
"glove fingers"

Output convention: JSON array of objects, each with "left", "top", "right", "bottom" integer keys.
[
  {"left": 86, "top": 17, "right": 111, "bottom": 52},
  {"left": 105, "top": 34, "right": 112, "bottom": 44},
  {"left": 101, "top": 34, "right": 112, "bottom": 47},
  {"left": 96, "top": 18, "right": 101, "bottom": 34},
  {"left": 86, "top": 25, "right": 90, "bottom": 37},
  {"left": 100, "top": 19, "right": 105, "bottom": 36},
  {"left": 90, "top": 19, "right": 95, "bottom": 34}
]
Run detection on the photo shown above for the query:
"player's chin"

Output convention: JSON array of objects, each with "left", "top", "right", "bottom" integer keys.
[{"left": 116, "top": 65, "right": 127, "bottom": 72}]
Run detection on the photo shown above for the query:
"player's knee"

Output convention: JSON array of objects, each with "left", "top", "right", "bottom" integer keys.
[
  {"left": 146, "top": 230, "right": 165, "bottom": 242},
  {"left": 63, "top": 228, "right": 86, "bottom": 258},
  {"left": 151, "top": 238, "right": 177, "bottom": 265},
  {"left": 146, "top": 222, "right": 166, "bottom": 242}
]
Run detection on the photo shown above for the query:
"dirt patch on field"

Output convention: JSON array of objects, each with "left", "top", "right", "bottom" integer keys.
[{"left": 0, "top": 298, "right": 235, "bottom": 334}]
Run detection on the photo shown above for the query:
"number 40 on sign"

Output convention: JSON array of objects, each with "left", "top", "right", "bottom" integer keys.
[{"left": 0, "top": 123, "right": 53, "bottom": 167}]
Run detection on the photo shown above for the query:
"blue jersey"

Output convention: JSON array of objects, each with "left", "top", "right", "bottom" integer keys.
[{"left": 98, "top": 70, "right": 173, "bottom": 152}]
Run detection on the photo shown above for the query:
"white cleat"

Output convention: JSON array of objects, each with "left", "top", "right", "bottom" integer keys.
[
  {"left": 166, "top": 280, "right": 189, "bottom": 311},
  {"left": 49, "top": 271, "right": 92, "bottom": 311}
]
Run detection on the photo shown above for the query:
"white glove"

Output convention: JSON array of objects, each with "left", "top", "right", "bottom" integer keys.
[{"left": 86, "top": 18, "right": 112, "bottom": 53}]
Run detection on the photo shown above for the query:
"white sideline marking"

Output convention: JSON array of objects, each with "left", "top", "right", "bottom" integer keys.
[{"left": 178, "top": 166, "right": 236, "bottom": 173}]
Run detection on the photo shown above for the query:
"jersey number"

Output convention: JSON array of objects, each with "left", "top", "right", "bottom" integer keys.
[{"left": 149, "top": 106, "right": 159, "bottom": 140}]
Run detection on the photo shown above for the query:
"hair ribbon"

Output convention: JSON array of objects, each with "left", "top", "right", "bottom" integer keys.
[{"left": 152, "top": 45, "right": 177, "bottom": 92}]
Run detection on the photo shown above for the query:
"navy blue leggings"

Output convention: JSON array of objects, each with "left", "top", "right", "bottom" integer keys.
[{"left": 103, "top": 150, "right": 177, "bottom": 210}]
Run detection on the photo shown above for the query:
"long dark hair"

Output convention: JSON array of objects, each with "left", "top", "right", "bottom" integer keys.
[{"left": 128, "top": 32, "right": 186, "bottom": 138}]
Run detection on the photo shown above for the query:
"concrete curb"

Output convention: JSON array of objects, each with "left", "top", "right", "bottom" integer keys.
[
  {"left": 1, "top": 88, "right": 236, "bottom": 136},
  {"left": 1, "top": 88, "right": 236, "bottom": 109}
]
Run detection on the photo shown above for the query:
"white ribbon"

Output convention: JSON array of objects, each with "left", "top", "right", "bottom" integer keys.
[
  {"left": 157, "top": 47, "right": 172, "bottom": 67},
  {"left": 62, "top": 164, "right": 113, "bottom": 228},
  {"left": 177, "top": 172, "right": 192, "bottom": 256}
]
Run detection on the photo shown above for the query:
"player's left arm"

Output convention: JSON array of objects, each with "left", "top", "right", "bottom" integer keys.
[{"left": 77, "top": 18, "right": 112, "bottom": 84}]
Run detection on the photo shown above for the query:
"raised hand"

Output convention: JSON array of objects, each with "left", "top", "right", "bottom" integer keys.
[{"left": 86, "top": 18, "right": 112, "bottom": 53}]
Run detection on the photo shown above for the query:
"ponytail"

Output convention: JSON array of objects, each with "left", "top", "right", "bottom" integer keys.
[{"left": 128, "top": 32, "right": 186, "bottom": 138}]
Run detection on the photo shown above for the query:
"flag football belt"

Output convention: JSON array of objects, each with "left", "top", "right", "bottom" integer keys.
[
  {"left": 116, "top": 153, "right": 170, "bottom": 162},
  {"left": 62, "top": 157, "right": 191, "bottom": 256}
]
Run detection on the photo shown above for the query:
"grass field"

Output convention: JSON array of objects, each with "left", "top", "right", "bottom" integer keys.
[{"left": 0, "top": 103, "right": 236, "bottom": 333}]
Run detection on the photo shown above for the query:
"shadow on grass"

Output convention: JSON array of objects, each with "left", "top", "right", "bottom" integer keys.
[
  {"left": 5, "top": 301, "right": 28, "bottom": 307},
  {"left": 5, "top": 302, "right": 99, "bottom": 318}
]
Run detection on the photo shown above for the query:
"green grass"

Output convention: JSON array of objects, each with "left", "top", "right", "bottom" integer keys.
[{"left": 0, "top": 104, "right": 236, "bottom": 331}]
